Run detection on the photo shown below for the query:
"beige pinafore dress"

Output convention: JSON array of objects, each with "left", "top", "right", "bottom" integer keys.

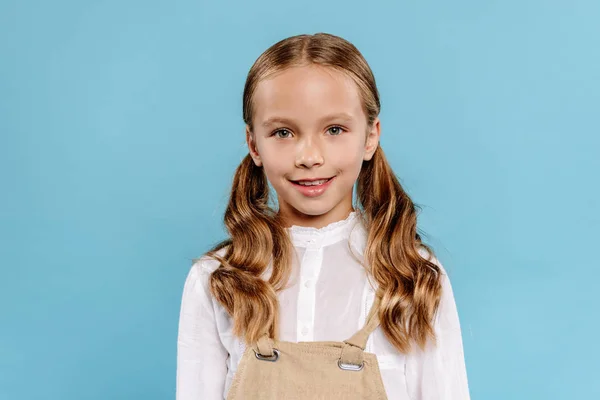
[{"left": 226, "top": 296, "right": 388, "bottom": 400}]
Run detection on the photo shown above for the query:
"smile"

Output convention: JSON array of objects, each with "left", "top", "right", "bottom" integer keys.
[{"left": 289, "top": 177, "right": 335, "bottom": 197}]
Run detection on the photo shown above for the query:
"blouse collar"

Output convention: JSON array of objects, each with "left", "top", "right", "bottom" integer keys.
[{"left": 286, "top": 210, "right": 367, "bottom": 253}]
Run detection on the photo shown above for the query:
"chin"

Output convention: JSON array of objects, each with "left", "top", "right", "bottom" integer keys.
[
  {"left": 290, "top": 205, "right": 328, "bottom": 217},
  {"left": 289, "top": 200, "right": 341, "bottom": 218}
]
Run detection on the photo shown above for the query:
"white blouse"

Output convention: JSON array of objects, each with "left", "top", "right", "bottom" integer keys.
[{"left": 176, "top": 211, "right": 470, "bottom": 399}]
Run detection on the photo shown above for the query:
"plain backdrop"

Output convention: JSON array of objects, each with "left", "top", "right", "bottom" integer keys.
[{"left": 1, "top": 1, "right": 599, "bottom": 399}]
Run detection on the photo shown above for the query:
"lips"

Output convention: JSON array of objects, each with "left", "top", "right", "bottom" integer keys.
[{"left": 289, "top": 176, "right": 335, "bottom": 197}]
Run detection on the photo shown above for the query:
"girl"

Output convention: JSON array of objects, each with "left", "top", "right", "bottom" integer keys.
[{"left": 177, "top": 33, "right": 470, "bottom": 399}]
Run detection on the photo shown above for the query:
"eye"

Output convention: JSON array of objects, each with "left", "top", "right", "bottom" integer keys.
[
  {"left": 327, "top": 126, "right": 345, "bottom": 136},
  {"left": 273, "top": 129, "right": 292, "bottom": 139}
]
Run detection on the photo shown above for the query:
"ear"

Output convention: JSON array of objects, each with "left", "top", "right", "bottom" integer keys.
[
  {"left": 363, "top": 117, "right": 381, "bottom": 161},
  {"left": 246, "top": 125, "right": 263, "bottom": 167}
]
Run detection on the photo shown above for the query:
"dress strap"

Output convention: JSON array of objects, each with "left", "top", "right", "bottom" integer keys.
[
  {"left": 346, "top": 294, "right": 381, "bottom": 349},
  {"left": 256, "top": 334, "right": 275, "bottom": 357},
  {"left": 339, "top": 294, "right": 381, "bottom": 368}
]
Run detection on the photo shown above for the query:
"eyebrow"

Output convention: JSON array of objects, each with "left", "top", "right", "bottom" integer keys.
[{"left": 261, "top": 112, "right": 355, "bottom": 128}]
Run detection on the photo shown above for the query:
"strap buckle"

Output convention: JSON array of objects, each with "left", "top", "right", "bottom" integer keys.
[
  {"left": 337, "top": 359, "right": 364, "bottom": 371},
  {"left": 254, "top": 348, "right": 280, "bottom": 362}
]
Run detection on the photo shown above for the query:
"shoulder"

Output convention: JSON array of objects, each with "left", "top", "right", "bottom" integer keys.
[
  {"left": 417, "top": 245, "right": 448, "bottom": 277},
  {"left": 416, "top": 246, "right": 464, "bottom": 327},
  {"left": 191, "top": 246, "right": 228, "bottom": 274},
  {"left": 182, "top": 246, "right": 229, "bottom": 294},
  {"left": 417, "top": 245, "right": 457, "bottom": 304}
]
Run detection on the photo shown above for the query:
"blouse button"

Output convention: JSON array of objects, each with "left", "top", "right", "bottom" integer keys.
[
  {"left": 304, "top": 280, "right": 312, "bottom": 288},
  {"left": 301, "top": 327, "right": 309, "bottom": 336}
]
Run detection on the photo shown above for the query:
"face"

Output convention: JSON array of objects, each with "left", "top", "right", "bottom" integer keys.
[{"left": 246, "top": 65, "right": 380, "bottom": 228}]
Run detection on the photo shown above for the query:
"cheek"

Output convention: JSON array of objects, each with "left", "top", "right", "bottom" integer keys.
[
  {"left": 329, "top": 145, "right": 365, "bottom": 172},
  {"left": 261, "top": 157, "right": 290, "bottom": 182}
]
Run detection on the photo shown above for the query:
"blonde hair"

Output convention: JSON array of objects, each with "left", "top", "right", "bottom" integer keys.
[{"left": 207, "top": 33, "right": 442, "bottom": 353}]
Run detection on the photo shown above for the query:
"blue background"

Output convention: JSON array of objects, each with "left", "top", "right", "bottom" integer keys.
[{"left": 1, "top": 1, "right": 598, "bottom": 399}]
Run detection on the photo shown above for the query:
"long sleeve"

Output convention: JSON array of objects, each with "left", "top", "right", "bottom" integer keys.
[
  {"left": 176, "top": 261, "right": 228, "bottom": 400},
  {"left": 405, "top": 261, "right": 471, "bottom": 400}
]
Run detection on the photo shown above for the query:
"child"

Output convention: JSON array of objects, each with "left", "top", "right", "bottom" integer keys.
[{"left": 177, "top": 32, "right": 470, "bottom": 399}]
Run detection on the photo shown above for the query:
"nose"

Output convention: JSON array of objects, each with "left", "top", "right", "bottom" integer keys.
[{"left": 295, "top": 136, "right": 324, "bottom": 168}]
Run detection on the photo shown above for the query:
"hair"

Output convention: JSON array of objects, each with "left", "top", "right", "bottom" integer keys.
[{"left": 206, "top": 33, "right": 443, "bottom": 353}]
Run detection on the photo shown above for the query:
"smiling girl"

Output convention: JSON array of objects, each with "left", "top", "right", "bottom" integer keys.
[{"left": 176, "top": 33, "right": 470, "bottom": 399}]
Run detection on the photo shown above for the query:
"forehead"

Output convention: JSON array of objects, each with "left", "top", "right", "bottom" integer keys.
[{"left": 252, "top": 65, "right": 365, "bottom": 128}]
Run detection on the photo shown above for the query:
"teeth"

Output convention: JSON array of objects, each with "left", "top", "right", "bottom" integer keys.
[{"left": 297, "top": 179, "right": 329, "bottom": 186}]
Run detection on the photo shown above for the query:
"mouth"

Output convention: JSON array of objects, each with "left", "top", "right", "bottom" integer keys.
[{"left": 288, "top": 176, "right": 336, "bottom": 197}]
